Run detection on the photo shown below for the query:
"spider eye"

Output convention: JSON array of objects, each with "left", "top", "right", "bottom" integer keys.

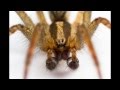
[{"left": 56, "top": 38, "right": 66, "bottom": 45}]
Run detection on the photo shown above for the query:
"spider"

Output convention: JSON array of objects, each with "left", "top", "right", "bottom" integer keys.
[{"left": 9, "top": 11, "right": 111, "bottom": 79}]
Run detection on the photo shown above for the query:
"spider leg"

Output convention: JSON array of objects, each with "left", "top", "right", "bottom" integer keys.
[
  {"left": 75, "top": 11, "right": 111, "bottom": 36},
  {"left": 9, "top": 24, "right": 33, "bottom": 40},
  {"left": 15, "top": 11, "right": 35, "bottom": 30},
  {"left": 72, "top": 11, "right": 111, "bottom": 78},
  {"left": 78, "top": 25, "right": 102, "bottom": 79},
  {"left": 36, "top": 11, "right": 51, "bottom": 39},
  {"left": 73, "top": 11, "right": 84, "bottom": 25},
  {"left": 67, "top": 48, "right": 79, "bottom": 69},
  {"left": 10, "top": 11, "right": 35, "bottom": 39},
  {"left": 83, "top": 11, "right": 92, "bottom": 27},
  {"left": 9, "top": 24, "right": 21, "bottom": 35},
  {"left": 66, "top": 11, "right": 85, "bottom": 69},
  {"left": 88, "top": 17, "right": 111, "bottom": 36},
  {"left": 46, "top": 49, "right": 58, "bottom": 70},
  {"left": 24, "top": 24, "right": 41, "bottom": 79},
  {"left": 71, "top": 11, "right": 91, "bottom": 37},
  {"left": 36, "top": 11, "right": 48, "bottom": 24}
]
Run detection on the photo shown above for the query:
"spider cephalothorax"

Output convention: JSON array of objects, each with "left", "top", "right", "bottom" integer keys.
[
  {"left": 10, "top": 11, "right": 111, "bottom": 79},
  {"left": 47, "top": 12, "right": 79, "bottom": 70},
  {"left": 50, "top": 21, "right": 71, "bottom": 61}
]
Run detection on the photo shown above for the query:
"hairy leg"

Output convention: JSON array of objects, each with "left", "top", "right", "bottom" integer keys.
[
  {"left": 36, "top": 11, "right": 48, "bottom": 24},
  {"left": 16, "top": 11, "right": 35, "bottom": 30},
  {"left": 88, "top": 17, "right": 111, "bottom": 36},
  {"left": 71, "top": 11, "right": 91, "bottom": 36},
  {"left": 83, "top": 11, "right": 92, "bottom": 27},
  {"left": 36, "top": 11, "right": 51, "bottom": 39},
  {"left": 73, "top": 11, "right": 84, "bottom": 25},
  {"left": 86, "top": 14, "right": 111, "bottom": 78},
  {"left": 66, "top": 11, "right": 85, "bottom": 69},
  {"left": 46, "top": 49, "right": 58, "bottom": 70},
  {"left": 75, "top": 11, "right": 111, "bottom": 36},
  {"left": 71, "top": 48, "right": 77, "bottom": 61},
  {"left": 72, "top": 11, "right": 111, "bottom": 78},
  {"left": 9, "top": 24, "right": 20, "bottom": 35},
  {"left": 9, "top": 24, "right": 33, "bottom": 40},
  {"left": 10, "top": 11, "right": 35, "bottom": 38},
  {"left": 78, "top": 25, "right": 102, "bottom": 79},
  {"left": 67, "top": 48, "right": 79, "bottom": 69},
  {"left": 24, "top": 24, "right": 41, "bottom": 79},
  {"left": 24, "top": 23, "right": 55, "bottom": 78}
]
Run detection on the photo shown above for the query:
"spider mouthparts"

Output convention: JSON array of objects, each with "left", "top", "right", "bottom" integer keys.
[{"left": 57, "top": 44, "right": 65, "bottom": 48}]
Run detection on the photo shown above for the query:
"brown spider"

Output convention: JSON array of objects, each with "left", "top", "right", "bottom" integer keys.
[{"left": 9, "top": 11, "right": 111, "bottom": 79}]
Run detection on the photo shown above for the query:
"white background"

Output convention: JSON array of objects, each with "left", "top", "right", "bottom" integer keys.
[{"left": 9, "top": 11, "right": 111, "bottom": 79}]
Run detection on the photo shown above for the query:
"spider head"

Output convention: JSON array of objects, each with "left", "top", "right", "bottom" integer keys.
[{"left": 50, "top": 21, "right": 71, "bottom": 50}]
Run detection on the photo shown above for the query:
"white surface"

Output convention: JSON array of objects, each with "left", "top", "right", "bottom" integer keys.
[{"left": 9, "top": 11, "right": 111, "bottom": 79}]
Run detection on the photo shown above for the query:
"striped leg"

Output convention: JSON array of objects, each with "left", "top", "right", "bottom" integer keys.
[
  {"left": 24, "top": 24, "right": 41, "bottom": 79},
  {"left": 9, "top": 24, "right": 33, "bottom": 40},
  {"left": 78, "top": 25, "right": 102, "bottom": 79},
  {"left": 88, "top": 17, "right": 111, "bottom": 36},
  {"left": 36, "top": 11, "right": 48, "bottom": 24},
  {"left": 83, "top": 11, "right": 92, "bottom": 27},
  {"left": 15, "top": 11, "right": 35, "bottom": 29}
]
